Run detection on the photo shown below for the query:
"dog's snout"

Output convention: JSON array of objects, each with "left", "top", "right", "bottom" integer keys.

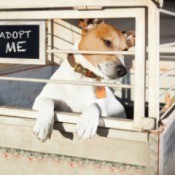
[{"left": 116, "top": 65, "right": 127, "bottom": 78}]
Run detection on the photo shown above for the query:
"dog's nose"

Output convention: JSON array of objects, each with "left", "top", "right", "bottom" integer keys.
[{"left": 116, "top": 65, "right": 127, "bottom": 78}]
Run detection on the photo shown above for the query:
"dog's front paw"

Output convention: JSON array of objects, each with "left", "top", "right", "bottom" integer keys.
[
  {"left": 76, "top": 104, "right": 100, "bottom": 139},
  {"left": 33, "top": 111, "right": 54, "bottom": 142}
]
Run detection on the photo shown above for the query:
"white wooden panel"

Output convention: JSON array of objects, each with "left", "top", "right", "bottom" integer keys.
[
  {"left": 133, "top": 9, "right": 146, "bottom": 128},
  {"left": 0, "top": 107, "right": 138, "bottom": 132},
  {"left": 160, "top": 9, "right": 175, "bottom": 17},
  {"left": 0, "top": 122, "right": 149, "bottom": 166},
  {"left": 47, "top": 19, "right": 54, "bottom": 63},
  {"left": 0, "top": 76, "right": 134, "bottom": 89},
  {"left": 0, "top": 8, "right": 146, "bottom": 20},
  {"left": 0, "top": 115, "right": 148, "bottom": 142},
  {"left": 148, "top": 2, "right": 160, "bottom": 125},
  {"left": 160, "top": 42, "right": 175, "bottom": 47},
  {"left": 47, "top": 50, "right": 135, "bottom": 55},
  {"left": 51, "top": 19, "right": 81, "bottom": 62},
  {"left": 0, "top": 0, "right": 148, "bottom": 9}
]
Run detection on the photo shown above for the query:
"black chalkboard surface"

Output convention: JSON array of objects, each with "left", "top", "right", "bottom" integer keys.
[{"left": 0, "top": 25, "right": 39, "bottom": 59}]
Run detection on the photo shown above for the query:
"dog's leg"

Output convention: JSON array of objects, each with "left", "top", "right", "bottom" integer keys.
[
  {"left": 33, "top": 97, "right": 54, "bottom": 142},
  {"left": 77, "top": 103, "right": 100, "bottom": 139}
]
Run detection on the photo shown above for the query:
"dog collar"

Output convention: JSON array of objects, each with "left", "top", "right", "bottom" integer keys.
[
  {"left": 67, "top": 54, "right": 106, "bottom": 99},
  {"left": 67, "top": 54, "right": 102, "bottom": 81}
]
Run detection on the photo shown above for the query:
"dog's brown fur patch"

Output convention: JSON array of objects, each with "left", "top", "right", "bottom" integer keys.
[{"left": 78, "top": 23, "right": 129, "bottom": 66}]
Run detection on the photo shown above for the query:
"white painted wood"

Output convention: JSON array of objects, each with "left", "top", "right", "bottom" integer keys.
[
  {"left": 0, "top": 8, "right": 146, "bottom": 20},
  {"left": 51, "top": 19, "right": 81, "bottom": 63},
  {"left": 47, "top": 19, "right": 54, "bottom": 63},
  {"left": 160, "top": 9, "right": 175, "bottom": 17},
  {"left": 159, "top": 82, "right": 175, "bottom": 99},
  {"left": 130, "top": 45, "right": 175, "bottom": 53},
  {"left": 73, "top": 6, "right": 87, "bottom": 10},
  {"left": 159, "top": 47, "right": 175, "bottom": 53},
  {"left": 0, "top": 76, "right": 134, "bottom": 89},
  {"left": 160, "top": 55, "right": 175, "bottom": 59},
  {"left": 160, "top": 67, "right": 175, "bottom": 78},
  {"left": 0, "top": 107, "right": 139, "bottom": 131},
  {"left": 0, "top": 0, "right": 148, "bottom": 9},
  {"left": 0, "top": 123, "right": 149, "bottom": 166},
  {"left": 160, "top": 42, "right": 175, "bottom": 47},
  {"left": 0, "top": 59, "right": 45, "bottom": 65},
  {"left": 148, "top": 2, "right": 160, "bottom": 126},
  {"left": 0, "top": 106, "right": 156, "bottom": 131},
  {"left": 159, "top": 62, "right": 175, "bottom": 71},
  {"left": 0, "top": 20, "right": 46, "bottom": 65},
  {"left": 154, "top": 0, "right": 164, "bottom": 7},
  {"left": 0, "top": 115, "right": 148, "bottom": 142},
  {"left": 47, "top": 49, "right": 135, "bottom": 55},
  {"left": 133, "top": 9, "right": 146, "bottom": 128}
]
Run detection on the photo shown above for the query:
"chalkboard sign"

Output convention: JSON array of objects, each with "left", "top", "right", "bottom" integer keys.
[{"left": 0, "top": 21, "right": 45, "bottom": 65}]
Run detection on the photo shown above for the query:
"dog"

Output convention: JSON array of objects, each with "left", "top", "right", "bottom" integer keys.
[{"left": 33, "top": 19, "right": 135, "bottom": 141}]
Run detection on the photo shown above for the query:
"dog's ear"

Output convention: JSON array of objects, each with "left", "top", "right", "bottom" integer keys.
[
  {"left": 79, "top": 18, "right": 104, "bottom": 36},
  {"left": 123, "top": 31, "right": 135, "bottom": 48}
]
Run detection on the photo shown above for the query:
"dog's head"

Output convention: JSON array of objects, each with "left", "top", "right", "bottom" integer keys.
[{"left": 78, "top": 19, "right": 135, "bottom": 80}]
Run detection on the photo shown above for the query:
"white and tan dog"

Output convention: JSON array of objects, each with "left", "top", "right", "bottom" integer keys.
[{"left": 33, "top": 19, "right": 135, "bottom": 141}]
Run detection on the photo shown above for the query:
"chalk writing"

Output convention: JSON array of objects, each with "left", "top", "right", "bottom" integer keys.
[{"left": 0, "top": 25, "right": 39, "bottom": 59}]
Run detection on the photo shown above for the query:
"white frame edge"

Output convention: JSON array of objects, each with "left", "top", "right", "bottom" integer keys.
[{"left": 0, "top": 20, "right": 46, "bottom": 65}]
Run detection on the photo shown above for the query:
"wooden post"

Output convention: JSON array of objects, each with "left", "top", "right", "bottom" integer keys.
[
  {"left": 47, "top": 19, "right": 54, "bottom": 63},
  {"left": 133, "top": 8, "right": 146, "bottom": 128},
  {"left": 148, "top": 2, "right": 160, "bottom": 127}
]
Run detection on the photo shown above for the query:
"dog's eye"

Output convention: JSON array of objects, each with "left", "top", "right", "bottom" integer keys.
[
  {"left": 103, "top": 40, "right": 112, "bottom": 48},
  {"left": 123, "top": 48, "right": 128, "bottom": 51}
]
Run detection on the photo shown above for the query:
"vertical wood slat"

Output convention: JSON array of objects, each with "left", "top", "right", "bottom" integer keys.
[
  {"left": 133, "top": 8, "right": 146, "bottom": 128},
  {"left": 148, "top": 2, "right": 160, "bottom": 127},
  {"left": 47, "top": 19, "right": 54, "bottom": 63}
]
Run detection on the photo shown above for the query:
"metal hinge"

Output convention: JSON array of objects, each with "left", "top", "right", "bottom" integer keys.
[{"left": 73, "top": 6, "right": 103, "bottom": 11}]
